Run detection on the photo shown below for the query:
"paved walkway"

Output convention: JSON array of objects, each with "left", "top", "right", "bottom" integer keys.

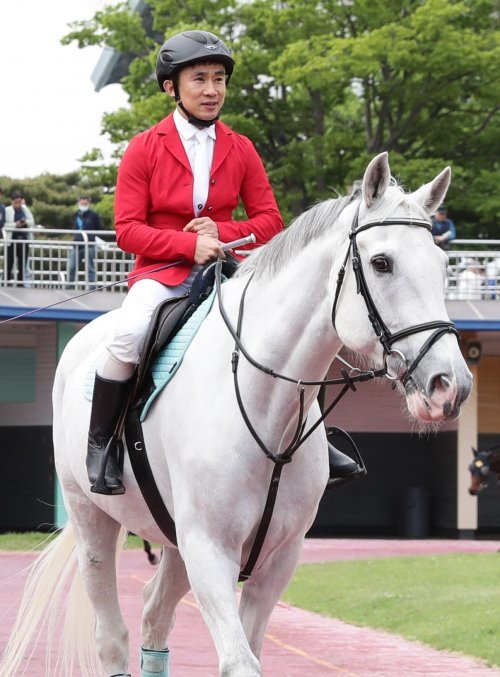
[{"left": 1, "top": 539, "right": 500, "bottom": 676}]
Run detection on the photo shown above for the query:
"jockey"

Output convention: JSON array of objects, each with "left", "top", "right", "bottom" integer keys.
[{"left": 86, "top": 29, "right": 364, "bottom": 495}]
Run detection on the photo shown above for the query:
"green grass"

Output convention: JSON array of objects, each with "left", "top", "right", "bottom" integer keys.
[
  {"left": 0, "top": 531, "right": 148, "bottom": 551},
  {"left": 283, "top": 554, "right": 500, "bottom": 668}
]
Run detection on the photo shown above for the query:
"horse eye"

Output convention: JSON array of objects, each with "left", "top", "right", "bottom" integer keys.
[{"left": 371, "top": 256, "right": 392, "bottom": 273}]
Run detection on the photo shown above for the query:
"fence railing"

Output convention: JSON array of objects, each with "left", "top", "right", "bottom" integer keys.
[
  {"left": 1, "top": 227, "right": 133, "bottom": 291},
  {"left": 1, "top": 229, "right": 500, "bottom": 300},
  {"left": 447, "top": 240, "right": 500, "bottom": 300}
]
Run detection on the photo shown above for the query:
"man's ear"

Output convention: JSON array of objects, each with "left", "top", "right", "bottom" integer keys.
[{"left": 163, "top": 80, "right": 175, "bottom": 97}]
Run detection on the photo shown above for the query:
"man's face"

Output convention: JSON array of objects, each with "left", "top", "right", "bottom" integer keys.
[
  {"left": 165, "top": 62, "right": 227, "bottom": 122},
  {"left": 79, "top": 199, "right": 90, "bottom": 211},
  {"left": 12, "top": 197, "right": 23, "bottom": 210},
  {"left": 435, "top": 211, "right": 447, "bottom": 221}
]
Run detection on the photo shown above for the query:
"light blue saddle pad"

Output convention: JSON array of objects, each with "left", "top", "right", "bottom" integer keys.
[{"left": 84, "top": 288, "right": 216, "bottom": 421}]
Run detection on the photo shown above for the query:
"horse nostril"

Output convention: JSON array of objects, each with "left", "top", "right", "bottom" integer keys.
[{"left": 429, "top": 373, "right": 452, "bottom": 397}]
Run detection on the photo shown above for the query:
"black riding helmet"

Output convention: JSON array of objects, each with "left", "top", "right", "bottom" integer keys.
[{"left": 156, "top": 30, "right": 234, "bottom": 127}]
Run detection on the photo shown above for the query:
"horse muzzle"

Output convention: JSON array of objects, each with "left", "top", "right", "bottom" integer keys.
[{"left": 405, "top": 369, "right": 472, "bottom": 422}]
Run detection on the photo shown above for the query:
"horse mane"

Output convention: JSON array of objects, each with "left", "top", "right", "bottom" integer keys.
[{"left": 237, "top": 179, "right": 414, "bottom": 280}]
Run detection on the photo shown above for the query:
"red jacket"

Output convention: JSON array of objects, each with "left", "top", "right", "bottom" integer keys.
[{"left": 115, "top": 113, "right": 284, "bottom": 287}]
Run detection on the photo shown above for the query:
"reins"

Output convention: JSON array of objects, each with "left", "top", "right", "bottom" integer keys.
[
  {"left": 214, "top": 258, "right": 386, "bottom": 466},
  {"left": 0, "top": 234, "right": 256, "bottom": 326},
  {"left": 215, "top": 203, "right": 460, "bottom": 581}
]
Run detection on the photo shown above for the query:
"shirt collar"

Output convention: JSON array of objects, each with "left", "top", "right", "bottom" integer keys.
[{"left": 173, "top": 108, "right": 216, "bottom": 141}]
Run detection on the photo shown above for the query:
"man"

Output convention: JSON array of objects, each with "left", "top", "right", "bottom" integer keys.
[
  {"left": 0, "top": 187, "right": 5, "bottom": 230},
  {"left": 86, "top": 29, "right": 363, "bottom": 495},
  {"left": 431, "top": 204, "right": 456, "bottom": 250},
  {"left": 67, "top": 196, "right": 102, "bottom": 286},
  {"left": 4, "top": 191, "right": 35, "bottom": 285}
]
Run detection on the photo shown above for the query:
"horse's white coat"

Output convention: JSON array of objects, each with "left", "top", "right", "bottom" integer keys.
[{"left": 1, "top": 154, "right": 472, "bottom": 677}]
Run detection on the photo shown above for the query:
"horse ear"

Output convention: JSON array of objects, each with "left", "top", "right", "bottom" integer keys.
[
  {"left": 411, "top": 167, "right": 451, "bottom": 215},
  {"left": 472, "top": 447, "right": 478, "bottom": 457},
  {"left": 362, "top": 152, "right": 391, "bottom": 207}
]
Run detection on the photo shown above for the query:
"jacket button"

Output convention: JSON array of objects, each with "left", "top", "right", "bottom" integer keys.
[
  {"left": 207, "top": 206, "right": 213, "bottom": 212},
  {"left": 210, "top": 179, "right": 216, "bottom": 185}
]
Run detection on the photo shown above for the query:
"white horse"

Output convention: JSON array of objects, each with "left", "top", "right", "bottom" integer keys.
[{"left": 1, "top": 153, "right": 472, "bottom": 677}]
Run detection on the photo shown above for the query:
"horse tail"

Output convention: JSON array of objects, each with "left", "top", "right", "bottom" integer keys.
[{"left": 0, "top": 522, "right": 125, "bottom": 677}]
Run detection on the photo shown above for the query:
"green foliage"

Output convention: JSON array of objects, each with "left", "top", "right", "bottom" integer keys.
[
  {"left": 3, "top": 0, "right": 496, "bottom": 235},
  {"left": 284, "top": 554, "right": 500, "bottom": 667},
  {"left": 0, "top": 170, "right": 114, "bottom": 230}
]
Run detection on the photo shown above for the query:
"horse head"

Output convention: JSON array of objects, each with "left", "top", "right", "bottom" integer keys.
[
  {"left": 334, "top": 152, "right": 472, "bottom": 424},
  {"left": 468, "top": 446, "right": 500, "bottom": 495}
]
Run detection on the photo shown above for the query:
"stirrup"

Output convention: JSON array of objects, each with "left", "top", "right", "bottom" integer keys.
[
  {"left": 326, "top": 464, "right": 367, "bottom": 489},
  {"left": 325, "top": 426, "right": 367, "bottom": 490},
  {"left": 90, "top": 438, "right": 125, "bottom": 496}
]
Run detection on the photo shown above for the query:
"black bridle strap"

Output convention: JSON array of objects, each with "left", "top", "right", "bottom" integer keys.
[
  {"left": 215, "top": 259, "right": 385, "bottom": 464},
  {"left": 332, "top": 206, "right": 459, "bottom": 382},
  {"left": 401, "top": 325, "right": 459, "bottom": 386}
]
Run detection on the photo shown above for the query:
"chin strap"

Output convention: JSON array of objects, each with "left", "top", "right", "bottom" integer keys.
[{"left": 176, "top": 99, "right": 218, "bottom": 128}]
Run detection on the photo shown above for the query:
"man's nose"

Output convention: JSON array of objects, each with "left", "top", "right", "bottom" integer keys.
[{"left": 203, "top": 79, "right": 217, "bottom": 95}]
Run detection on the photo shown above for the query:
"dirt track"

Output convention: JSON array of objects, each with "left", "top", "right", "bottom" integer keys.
[{"left": 1, "top": 538, "right": 500, "bottom": 676}]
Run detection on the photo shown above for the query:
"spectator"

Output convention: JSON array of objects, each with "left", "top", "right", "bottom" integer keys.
[
  {"left": 431, "top": 204, "right": 456, "bottom": 250},
  {"left": 0, "top": 187, "right": 5, "bottom": 229},
  {"left": 67, "top": 196, "right": 102, "bottom": 287},
  {"left": 4, "top": 191, "right": 35, "bottom": 285}
]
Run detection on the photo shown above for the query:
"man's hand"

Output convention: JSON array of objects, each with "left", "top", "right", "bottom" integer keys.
[
  {"left": 184, "top": 217, "right": 219, "bottom": 238},
  {"left": 194, "top": 235, "right": 225, "bottom": 265}
]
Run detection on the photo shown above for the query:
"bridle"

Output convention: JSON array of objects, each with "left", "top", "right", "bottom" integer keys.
[
  {"left": 214, "top": 200, "right": 460, "bottom": 581},
  {"left": 215, "top": 199, "right": 459, "bottom": 465},
  {"left": 332, "top": 203, "right": 459, "bottom": 386}
]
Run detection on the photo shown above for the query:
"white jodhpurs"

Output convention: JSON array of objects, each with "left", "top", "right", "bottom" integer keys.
[{"left": 98, "top": 269, "right": 200, "bottom": 381}]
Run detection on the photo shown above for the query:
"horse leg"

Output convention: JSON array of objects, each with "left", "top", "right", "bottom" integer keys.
[
  {"left": 67, "top": 494, "right": 130, "bottom": 676},
  {"left": 140, "top": 546, "right": 191, "bottom": 677},
  {"left": 182, "top": 533, "right": 261, "bottom": 676},
  {"left": 238, "top": 539, "right": 304, "bottom": 660}
]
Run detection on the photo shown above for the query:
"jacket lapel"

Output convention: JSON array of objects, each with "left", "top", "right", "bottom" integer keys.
[
  {"left": 157, "top": 114, "right": 191, "bottom": 173},
  {"left": 211, "top": 121, "right": 233, "bottom": 177}
]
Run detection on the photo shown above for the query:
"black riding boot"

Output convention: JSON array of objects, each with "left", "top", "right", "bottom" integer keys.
[
  {"left": 326, "top": 442, "right": 367, "bottom": 489},
  {"left": 86, "top": 374, "right": 133, "bottom": 495}
]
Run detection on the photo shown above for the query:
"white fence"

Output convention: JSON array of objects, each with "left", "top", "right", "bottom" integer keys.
[
  {"left": 1, "top": 228, "right": 500, "bottom": 300},
  {"left": 447, "top": 240, "right": 500, "bottom": 300},
  {"left": 1, "top": 227, "right": 133, "bottom": 291}
]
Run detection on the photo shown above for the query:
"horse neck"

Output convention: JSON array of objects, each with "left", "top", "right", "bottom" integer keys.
[{"left": 233, "top": 236, "right": 344, "bottom": 386}]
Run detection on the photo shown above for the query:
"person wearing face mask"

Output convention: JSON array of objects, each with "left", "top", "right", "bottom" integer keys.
[{"left": 67, "top": 196, "right": 102, "bottom": 287}]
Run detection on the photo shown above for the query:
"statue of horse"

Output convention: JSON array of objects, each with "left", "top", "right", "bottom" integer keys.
[
  {"left": 1, "top": 153, "right": 472, "bottom": 677},
  {"left": 469, "top": 445, "right": 500, "bottom": 495}
]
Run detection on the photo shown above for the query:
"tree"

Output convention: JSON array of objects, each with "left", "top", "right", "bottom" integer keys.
[
  {"left": 62, "top": 0, "right": 500, "bottom": 236},
  {"left": 0, "top": 165, "right": 115, "bottom": 230}
]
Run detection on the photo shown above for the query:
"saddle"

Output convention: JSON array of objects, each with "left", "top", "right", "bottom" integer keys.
[
  {"left": 121, "top": 256, "right": 238, "bottom": 546},
  {"left": 131, "top": 255, "right": 238, "bottom": 413}
]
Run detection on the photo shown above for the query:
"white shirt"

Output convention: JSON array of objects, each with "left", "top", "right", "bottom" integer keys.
[{"left": 173, "top": 108, "right": 216, "bottom": 216}]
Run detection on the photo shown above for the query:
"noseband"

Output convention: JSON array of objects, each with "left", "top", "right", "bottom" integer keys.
[{"left": 332, "top": 205, "right": 459, "bottom": 386}]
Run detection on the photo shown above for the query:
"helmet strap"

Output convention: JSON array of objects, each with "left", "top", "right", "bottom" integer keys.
[{"left": 177, "top": 100, "right": 219, "bottom": 127}]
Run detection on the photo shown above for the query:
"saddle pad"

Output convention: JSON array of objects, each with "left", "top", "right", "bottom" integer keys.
[{"left": 84, "top": 288, "right": 216, "bottom": 421}]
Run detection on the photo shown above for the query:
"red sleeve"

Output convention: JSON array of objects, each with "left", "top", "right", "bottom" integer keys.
[
  {"left": 114, "top": 136, "right": 197, "bottom": 262},
  {"left": 216, "top": 139, "right": 283, "bottom": 247}
]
